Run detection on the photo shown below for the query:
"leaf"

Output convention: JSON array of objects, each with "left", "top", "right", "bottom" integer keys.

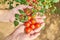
[
  {"left": 15, "top": 14, "right": 20, "bottom": 18},
  {"left": 9, "top": 5, "right": 14, "bottom": 9},
  {"left": 38, "top": 1, "right": 43, "bottom": 6},
  {"left": 20, "top": 19, "right": 25, "bottom": 22},
  {"left": 39, "top": 8, "right": 45, "bottom": 13},
  {"left": 51, "top": 7, "right": 56, "bottom": 14},
  {"left": 52, "top": 0, "right": 59, "bottom": 3},
  {"left": 15, "top": 0, "right": 27, "bottom": 4},
  {"left": 19, "top": 10, "right": 26, "bottom": 15},
  {"left": 24, "top": 16, "right": 28, "bottom": 22},
  {"left": 45, "top": 4, "right": 49, "bottom": 9},
  {"left": 14, "top": 21, "right": 19, "bottom": 26},
  {"left": 42, "top": 26, "right": 45, "bottom": 30},
  {"left": 39, "top": 0, "right": 44, "bottom": 2}
]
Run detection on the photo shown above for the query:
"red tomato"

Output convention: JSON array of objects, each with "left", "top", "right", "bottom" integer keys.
[
  {"left": 33, "top": 0, "right": 37, "bottom": 4},
  {"left": 24, "top": 22, "right": 31, "bottom": 27},
  {"left": 35, "top": 23, "right": 41, "bottom": 28},
  {"left": 30, "top": 24, "right": 35, "bottom": 30},
  {"left": 28, "top": 16, "right": 32, "bottom": 20},
  {"left": 30, "top": 19, "right": 36, "bottom": 24},
  {"left": 29, "top": 3, "right": 33, "bottom": 6},
  {"left": 25, "top": 27, "right": 32, "bottom": 33},
  {"left": 24, "top": 8, "right": 31, "bottom": 15},
  {"left": 33, "top": 0, "right": 36, "bottom": 2},
  {"left": 27, "top": 0, "right": 30, "bottom": 2}
]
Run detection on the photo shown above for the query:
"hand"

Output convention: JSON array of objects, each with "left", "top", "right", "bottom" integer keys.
[
  {"left": 5, "top": 21, "right": 45, "bottom": 40},
  {"left": 5, "top": 13, "right": 45, "bottom": 40}
]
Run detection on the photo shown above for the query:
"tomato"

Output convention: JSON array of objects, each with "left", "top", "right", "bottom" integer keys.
[
  {"left": 35, "top": 23, "right": 41, "bottom": 28},
  {"left": 28, "top": 16, "right": 32, "bottom": 20},
  {"left": 27, "top": 0, "right": 30, "bottom": 2},
  {"left": 25, "top": 27, "right": 32, "bottom": 33},
  {"left": 24, "top": 22, "right": 31, "bottom": 27},
  {"left": 30, "top": 24, "right": 35, "bottom": 30},
  {"left": 19, "top": 15, "right": 23, "bottom": 19},
  {"left": 32, "top": 14, "right": 36, "bottom": 18},
  {"left": 33, "top": 0, "right": 37, "bottom": 4},
  {"left": 24, "top": 8, "right": 32, "bottom": 15},
  {"left": 29, "top": 3, "right": 33, "bottom": 7},
  {"left": 30, "top": 19, "right": 36, "bottom": 24}
]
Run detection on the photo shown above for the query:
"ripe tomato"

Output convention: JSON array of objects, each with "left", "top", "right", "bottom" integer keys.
[
  {"left": 29, "top": 3, "right": 33, "bottom": 7},
  {"left": 35, "top": 23, "right": 41, "bottom": 28},
  {"left": 32, "top": 14, "right": 36, "bottom": 18},
  {"left": 25, "top": 27, "right": 32, "bottom": 33},
  {"left": 30, "top": 24, "right": 35, "bottom": 30},
  {"left": 27, "top": 0, "right": 30, "bottom": 2},
  {"left": 24, "top": 8, "right": 32, "bottom": 15},
  {"left": 24, "top": 22, "right": 31, "bottom": 27},
  {"left": 30, "top": 19, "right": 36, "bottom": 24},
  {"left": 28, "top": 16, "right": 32, "bottom": 20},
  {"left": 33, "top": 0, "right": 37, "bottom": 4}
]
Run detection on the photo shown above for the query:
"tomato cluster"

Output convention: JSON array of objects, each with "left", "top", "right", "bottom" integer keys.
[
  {"left": 24, "top": 17, "right": 41, "bottom": 33},
  {"left": 23, "top": 8, "right": 41, "bottom": 33}
]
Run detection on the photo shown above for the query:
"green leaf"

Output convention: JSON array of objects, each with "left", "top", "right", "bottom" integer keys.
[
  {"left": 42, "top": 26, "right": 45, "bottom": 30},
  {"left": 19, "top": 9, "right": 26, "bottom": 15},
  {"left": 45, "top": 4, "right": 49, "bottom": 9},
  {"left": 39, "top": 0, "right": 44, "bottom": 2},
  {"left": 38, "top": 1, "right": 43, "bottom": 6},
  {"left": 51, "top": 7, "right": 56, "bottom": 14},
  {"left": 14, "top": 21, "right": 19, "bottom": 26},
  {"left": 16, "top": 4, "right": 19, "bottom": 6},
  {"left": 15, "top": 14, "right": 20, "bottom": 18},
  {"left": 52, "top": 0, "right": 59, "bottom": 3},
  {"left": 24, "top": 16, "right": 28, "bottom": 22},
  {"left": 9, "top": 4, "right": 13, "bottom": 9},
  {"left": 39, "top": 8, "right": 45, "bottom": 13},
  {"left": 20, "top": 19, "right": 25, "bottom": 22},
  {"left": 15, "top": 0, "right": 27, "bottom": 4}
]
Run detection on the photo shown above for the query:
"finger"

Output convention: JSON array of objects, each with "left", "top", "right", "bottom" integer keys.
[
  {"left": 34, "top": 23, "right": 45, "bottom": 32},
  {"left": 36, "top": 19, "right": 44, "bottom": 24},
  {"left": 16, "top": 5, "right": 32, "bottom": 9},
  {"left": 30, "top": 32, "right": 40, "bottom": 40},
  {"left": 42, "top": 15, "right": 46, "bottom": 19},
  {"left": 28, "top": 23, "right": 45, "bottom": 36},
  {"left": 13, "top": 24, "right": 25, "bottom": 35}
]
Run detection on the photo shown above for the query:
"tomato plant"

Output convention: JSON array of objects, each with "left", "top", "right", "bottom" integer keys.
[{"left": 24, "top": 8, "right": 32, "bottom": 15}]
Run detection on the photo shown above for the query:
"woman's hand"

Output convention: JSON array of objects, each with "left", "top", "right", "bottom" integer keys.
[
  {"left": 5, "top": 24, "right": 40, "bottom": 40},
  {"left": 5, "top": 21, "right": 45, "bottom": 40}
]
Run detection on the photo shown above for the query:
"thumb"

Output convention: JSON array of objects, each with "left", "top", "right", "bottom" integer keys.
[
  {"left": 30, "top": 32, "right": 40, "bottom": 40},
  {"left": 13, "top": 24, "right": 25, "bottom": 35}
]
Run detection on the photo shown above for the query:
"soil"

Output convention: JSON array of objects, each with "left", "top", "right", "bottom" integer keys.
[{"left": 0, "top": 0, "right": 60, "bottom": 40}]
